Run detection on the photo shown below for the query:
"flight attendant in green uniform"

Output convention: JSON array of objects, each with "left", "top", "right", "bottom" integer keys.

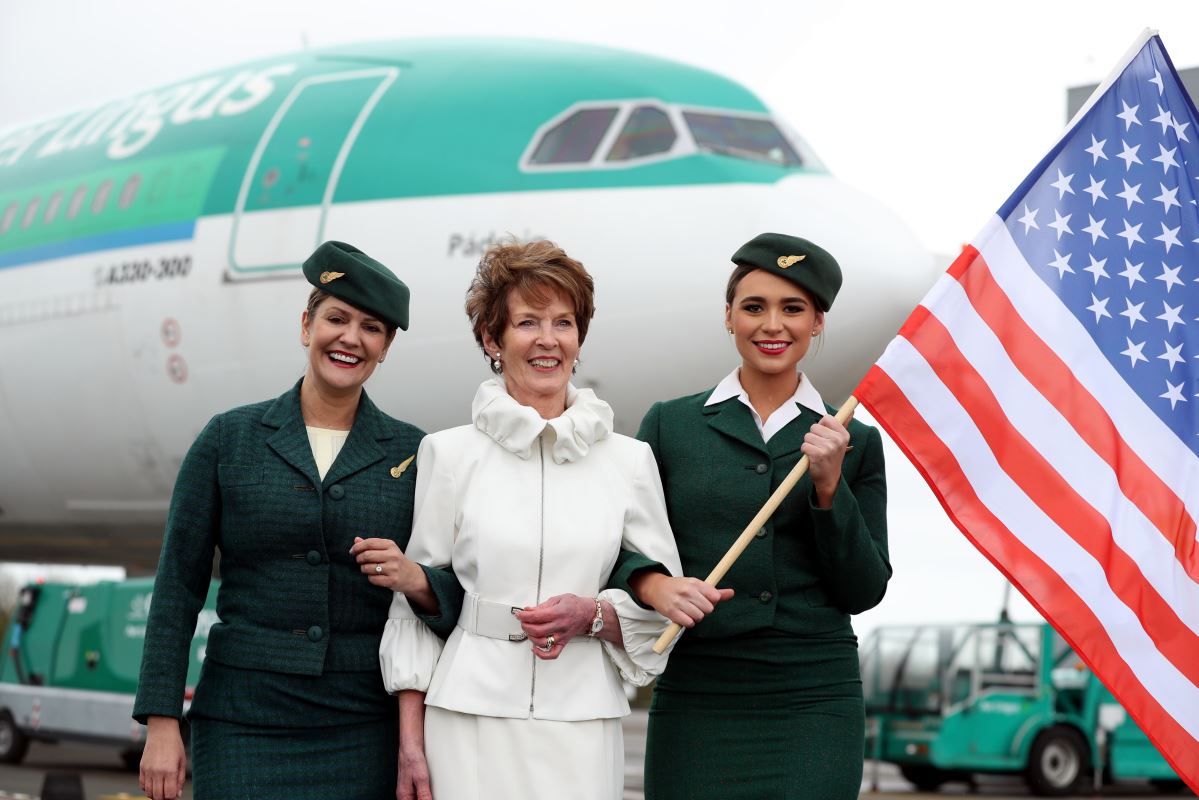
[
  {"left": 630, "top": 233, "right": 891, "bottom": 800},
  {"left": 133, "top": 242, "right": 461, "bottom": 800}
]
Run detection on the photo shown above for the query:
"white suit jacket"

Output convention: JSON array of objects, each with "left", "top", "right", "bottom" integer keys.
[{"left": 380, "top": 380, "right": 682, "bottom": 721}]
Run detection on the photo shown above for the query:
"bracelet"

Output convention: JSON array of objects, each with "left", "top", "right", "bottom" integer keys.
[{"left": 587, "top": 597, "right": 604, "bottom": 637}]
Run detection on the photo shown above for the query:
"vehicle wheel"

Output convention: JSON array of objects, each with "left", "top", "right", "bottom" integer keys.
[
  {"left": 1026, "top": 726, "right": 1090, "bottom": 796},
  {"left": 900, "top": 764, "right": 950, "bottom": 792},
  {"left": 0, "top": 710, "right": 30, "bottom": 764}
]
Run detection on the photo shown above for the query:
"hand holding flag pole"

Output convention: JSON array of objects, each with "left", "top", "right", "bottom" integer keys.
[{"left": 651, "top": 396, "right": 859, "bottom": 654}]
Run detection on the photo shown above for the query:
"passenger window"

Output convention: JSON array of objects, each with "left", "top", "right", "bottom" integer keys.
[
  {"left": 44, "top": 191, "right": 64, "bottom": 224},
  {"left": 529, "top": 108, "right": 618, "bottom": 164},
  {"left": 0, "top": 202, "right": 17, "bottom": 234},
  {"left": 21, "top": 197, "right": 41, "bottom": 229},
  {"left": 92, "top": 179, "right": 113, "bottom": 214},
  {"left": 683, "top": 112, "right": 803, "bottom": 166},
  {"left": 119, "top": 174, "right": 141, "bottom": 209},
  {"left": 67, "top": 185, "right": 88, "bottom": 219},
  {"left": 607, "top": 106, "right": 676, "bottom": 161}
]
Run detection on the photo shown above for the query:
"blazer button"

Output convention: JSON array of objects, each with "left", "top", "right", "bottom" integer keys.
[
  {"left": 754, "top": 463, "right": 769, "bottom": 474},
  {"left": 755, "top": 526, "right": 768, "bottom": 539},
  {"left": 306, "top": 550, "right": 322, "bottom": 566},
  {"left": 758, "top": 591, "right": 773, "bottom": 603},
  {"left": 307, "top": 625, "right": 324, "bottom": 642},
  {"left": 328, "top": 484, "right": 345, "bottom": 500}
]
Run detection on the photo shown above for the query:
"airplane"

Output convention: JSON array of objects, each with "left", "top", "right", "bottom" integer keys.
[{"left": 0, "top": 38, "right": 933, "bottom": 572}]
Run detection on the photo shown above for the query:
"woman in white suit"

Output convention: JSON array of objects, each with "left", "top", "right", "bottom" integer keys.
[{"left": 378, "top": 240, "right": 728, "bottom": 800}]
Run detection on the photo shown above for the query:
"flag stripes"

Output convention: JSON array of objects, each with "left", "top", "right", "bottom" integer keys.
[{"left": 858, "top": 364, "right": 1199, "bottom": 780}]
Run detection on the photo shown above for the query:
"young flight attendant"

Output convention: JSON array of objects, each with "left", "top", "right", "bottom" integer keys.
[
  {"left": 633, "top": 233, "right": 892, "bottom": 799},
  {"left": 134, "top": 242, "right": 460, "bottom": 800}
]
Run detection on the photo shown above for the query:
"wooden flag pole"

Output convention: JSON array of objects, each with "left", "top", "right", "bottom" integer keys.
[{"left": 651, "top": 395, "right": 860, "bottom": 655}]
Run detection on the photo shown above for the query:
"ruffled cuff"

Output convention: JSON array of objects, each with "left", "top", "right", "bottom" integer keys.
[
  {"left": 379, "top": 593, "right": 444, "bottom": 694},
  {"left": 597, "top": 588, "right": 674, "bottom": 687}
]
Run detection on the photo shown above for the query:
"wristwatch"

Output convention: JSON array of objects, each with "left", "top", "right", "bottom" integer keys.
[{"left": 587, "top": 597, "right": 604, "bottom": 637}]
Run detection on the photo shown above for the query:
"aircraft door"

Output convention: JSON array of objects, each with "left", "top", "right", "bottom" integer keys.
[{"left": 228, "top": 68, "right": 397, "bottom": 278}]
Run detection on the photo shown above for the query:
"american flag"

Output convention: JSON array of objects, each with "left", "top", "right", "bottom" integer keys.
[{"left": 855, "top": 33, "right": 1198, "bottom": 790}]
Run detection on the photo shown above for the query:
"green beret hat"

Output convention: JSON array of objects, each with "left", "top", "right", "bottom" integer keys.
[
  {"left": 730, "top": 232, "right": 842, "bottom": 311},
  {"left": 302, "top": 241, "right": 410, "bottom": 331}
]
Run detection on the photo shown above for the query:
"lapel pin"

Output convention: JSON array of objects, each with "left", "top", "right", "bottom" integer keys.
[
  {"left": 777, "top": 255, "right": 805, "bottom": 269},
  {"left": 390, "top": 455, "right": 415, "bottom": 478}
]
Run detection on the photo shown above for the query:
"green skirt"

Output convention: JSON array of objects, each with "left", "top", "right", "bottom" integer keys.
[
  {"left": 645, "top": 630, "right": 864, "bottom": 800},
  {"left": 190, "top": 716, "right": 397, "bottom": 800},
  {"left": 188, "top": 662, "right": 398, "bottom": 799}
]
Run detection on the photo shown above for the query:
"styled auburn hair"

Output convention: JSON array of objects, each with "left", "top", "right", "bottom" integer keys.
[{"left": 465, "top": 239, "right": 595, "bottom": 373}]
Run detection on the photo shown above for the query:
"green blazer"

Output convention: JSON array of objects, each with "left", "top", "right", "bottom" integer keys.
[
  {"left": 631, "top": 389, "right": 891, "bottom": 639},
  {"left": 133, "top": 380, "right": 461, "bottom": 722}
]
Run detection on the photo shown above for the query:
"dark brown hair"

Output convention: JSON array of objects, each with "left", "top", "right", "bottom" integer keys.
[
  {"left": 465, "top": 239, "right": 595, "bottom": 372},
  {"left": 724, "top": 264, "right": 760, "bottom": 304}
]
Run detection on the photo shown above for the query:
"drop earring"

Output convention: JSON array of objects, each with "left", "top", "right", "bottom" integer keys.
[{"left": 492, "top": 352, "right": 502, "bottom": 371}]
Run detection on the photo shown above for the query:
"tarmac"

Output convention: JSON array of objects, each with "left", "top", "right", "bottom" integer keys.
[{"left": 0, "top": 711, "right": 1180, "bottom": 800}]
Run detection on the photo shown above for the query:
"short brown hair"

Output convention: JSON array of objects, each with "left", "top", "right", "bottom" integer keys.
[{"left": 465, "top": 239, "right": 595, "bottom": 372}]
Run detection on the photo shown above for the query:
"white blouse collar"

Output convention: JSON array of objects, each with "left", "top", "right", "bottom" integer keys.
[{"left": 471, "top": 378, "right": 614, "bottom": 464}]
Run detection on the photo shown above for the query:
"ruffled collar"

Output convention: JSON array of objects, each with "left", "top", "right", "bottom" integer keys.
[{"left": 471, "top": 378, "right": 613, "bottom": 464}]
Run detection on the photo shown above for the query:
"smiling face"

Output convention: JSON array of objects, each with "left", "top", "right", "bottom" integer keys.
[
  {"left": 725, "top": 268, "right": 824, "bottom": 382},
  {"left": 482, "top": 286, "right": 579, "bottom": 416},
  {"left": 301, "top": 298, "right": 393, "bottom": 396}
]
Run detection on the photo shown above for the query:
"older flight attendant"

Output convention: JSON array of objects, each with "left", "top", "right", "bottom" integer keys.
[
  {"left": 379, "top": 239, "right": 717, "bottom": 800},
  {"left": 134, "top": 242, "right": 460, "bottom": 800},
  {"left": 634, "top": 233, "right": 892, "bottom": 800}
]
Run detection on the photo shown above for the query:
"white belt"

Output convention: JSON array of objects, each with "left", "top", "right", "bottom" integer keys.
[{"left": 458, "top": 593, "right": 528, "bottom": 641}]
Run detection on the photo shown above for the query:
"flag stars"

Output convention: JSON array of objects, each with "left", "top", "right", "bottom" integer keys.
[
  {"left": 1158, "top": 341, "right": 1185, "bottom": 371},
  {"left": 1152, "top": 143, "right": 1180, "bottom": 173},
  {"left": 1083, "top": 254, "right": 1109, "bottom": 282},
  {"left": 1116, "top": 180, "right": 1143, "bottom": 209},
  {"left": 1082, "top": 215, "right": 1108, "bottom": 244},
  {"left": 1051, "top": 169, "right": 1076, "bottom": 199},
  {"left": 1155, "top": 222, "right": 1182, "bottom": 252},
  {"left": 1048, "top": 249, "right": 1074, "bottom": 278},
  {"left": 1086, "top": 293, "right": 1111, "bottom": 323},
  {"left": 1151, "top": 104, "right": 1174, "bottom": 135},
  {"left": 1084, "top": 176, "right": 1107, "bottom": 205},
  {"left": 1153, "top": 183, "right": 1180, "bottom": 212},
  {"left": 1121, "top": 338, "right": 1148, "bottom": 366},
  {"left": 1119, "top": 298, "right": 1146, "bottom": 328},
  {"left": 1117, "top": 219, "right": 1145, "bottom": 249},
  {"left": 1085, "top": 135, "right": 1108, "bottom": 165},
  {"left": 1156, "top": 263, "right": 1184, "bottom": 293},
  {"left": 1157, "top": 301, "right": 1185, "bottom": 331},
  {"left": 1118, "top": 258, "right": 1145, "bottom": 288},
  {"left": 1048, "top": 209, "right": 1073, "bottom": 240},
  {"left": 1160, "top": 380, "right": 1186, "bottom": 410},
  {"left": 1117, "top": 141, "right": 1142, "bottom": 170},
  {"left": 1150, "top": 69, "right": 1165, "bottom": 95},
  {"left": 1117, "top": 100, "right": 1141, "bottom": 130},
  {"left": 1172, "top": 117, "right": 1191, "bottom": 143},
  {"left": 1017, "top": 205, "right": 1039, "bottom": 233}
]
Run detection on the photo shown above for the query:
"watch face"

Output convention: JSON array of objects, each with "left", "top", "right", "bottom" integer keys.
[{"left": 590, "top": 617, "right": 604, "bottom": 634}]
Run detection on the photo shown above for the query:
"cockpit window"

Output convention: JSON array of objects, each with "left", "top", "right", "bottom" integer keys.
[
  {"left": 529, "top": 108, "right": 619, "bottom": 165},
  {"left": 607, "top": 106, "right": 676, "bottom": 162},
  {"left": 683, "top": 112, "right": 802, "bottom": 167}
]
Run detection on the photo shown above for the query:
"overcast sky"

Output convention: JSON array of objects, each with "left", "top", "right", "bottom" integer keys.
[{"left": 3, "top": 1, "right": 1197, "bottom": 636}]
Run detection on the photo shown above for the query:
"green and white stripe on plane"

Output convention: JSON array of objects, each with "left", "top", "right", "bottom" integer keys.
[{"left": 0, "top": 39, "right": 816, "bottom": 266}]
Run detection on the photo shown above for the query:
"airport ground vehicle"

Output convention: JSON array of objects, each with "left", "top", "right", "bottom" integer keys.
[
  {"left": 0, "top": 577, "right": 217, "bottom": 768},
  {"left": 860, "top": 621, "right": 1188, "bottom": 796}
]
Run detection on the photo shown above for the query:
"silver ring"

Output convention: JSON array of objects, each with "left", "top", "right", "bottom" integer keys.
[{"left": 375, "top": 564, "right": 383, "bottom": 574}]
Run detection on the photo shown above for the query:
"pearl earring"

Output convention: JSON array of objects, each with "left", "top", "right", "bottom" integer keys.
[{"left": 492, "top": 352, "right": 502, "bottom": 371}]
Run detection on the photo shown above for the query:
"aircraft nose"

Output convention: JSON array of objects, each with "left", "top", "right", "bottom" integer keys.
[{"left": 757, "top": 173, "right": 938, "bottom": 401}]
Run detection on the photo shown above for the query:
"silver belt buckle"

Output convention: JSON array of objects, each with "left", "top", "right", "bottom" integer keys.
[{"left": 508, "top": 607, "right": 526, "bottom": 641}]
